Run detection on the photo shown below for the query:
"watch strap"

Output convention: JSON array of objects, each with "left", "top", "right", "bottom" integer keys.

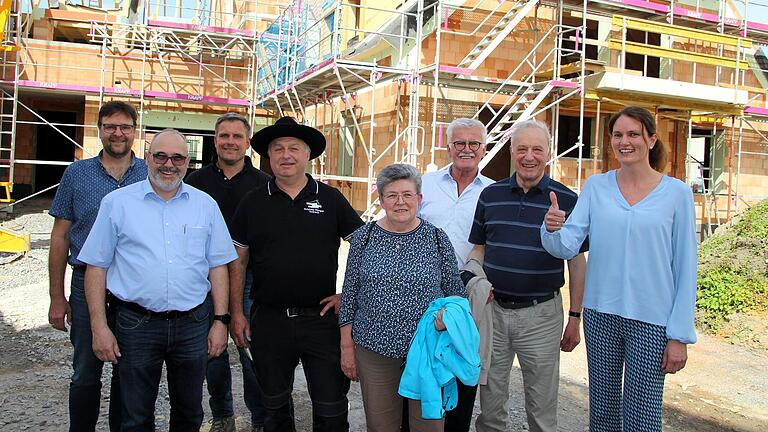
[{"left": 213, "top": 314, "right": 231, "bottom": 325}]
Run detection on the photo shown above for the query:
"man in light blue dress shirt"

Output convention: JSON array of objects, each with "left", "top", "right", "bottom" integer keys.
[
  {"left": 78, "top": 129, "right": 237, "bottom": 432},
  {"left": 418, "top": 118, "right": 493, "bottom": 432}
]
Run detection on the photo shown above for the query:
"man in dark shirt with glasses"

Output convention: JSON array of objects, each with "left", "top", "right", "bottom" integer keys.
[{"left": 186, "top": 113, "right": 271, "bottom": 432}]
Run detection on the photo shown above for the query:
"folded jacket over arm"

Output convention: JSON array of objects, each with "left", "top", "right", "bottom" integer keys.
[{"left": 398, "top": 297, "right": 481, "bottom": 420}]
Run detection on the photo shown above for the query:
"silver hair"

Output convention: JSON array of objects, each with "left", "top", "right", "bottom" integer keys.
[
  {"left": 377, "top": 163, "right": 422, "bottom": 195},
  {"left": 149, "top": 128, "right": 188, "bottom": 152},
  {"left": 508, "top": 119, "right": 551, "bottom": 153},
  {"left": 215, "top": 112, "right": 252, "bottom": 138},
  {"left": 447, "top": 118, "right": 487, "bottom": 144}
]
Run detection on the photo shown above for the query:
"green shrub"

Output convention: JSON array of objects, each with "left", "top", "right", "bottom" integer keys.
[
  {"left": 697, "top": 266, "right": 767, "bottom": 330},
  {"left": 733, "top": 200, "right": 768, "bottom": 241},
  {"left": 696, "top": 199, "right": 768, "bottom": 333}
]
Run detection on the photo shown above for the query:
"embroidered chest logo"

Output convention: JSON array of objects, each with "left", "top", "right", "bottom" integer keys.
[{"left": 304, "top": 199, "right": 324, "bottom": 214}]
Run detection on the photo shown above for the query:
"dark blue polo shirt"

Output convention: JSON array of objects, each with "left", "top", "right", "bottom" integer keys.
[{"left": 468, "top": 173, "right": 588, "bottom": 298}]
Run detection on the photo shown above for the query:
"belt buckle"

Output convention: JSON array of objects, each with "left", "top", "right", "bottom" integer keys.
[{"left": 285, "top": 308, "right": 299, "bottom": 318}]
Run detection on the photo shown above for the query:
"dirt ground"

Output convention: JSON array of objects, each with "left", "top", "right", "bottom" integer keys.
[{"left": 1, "top": 198, "right": 767, "bottom": 431}]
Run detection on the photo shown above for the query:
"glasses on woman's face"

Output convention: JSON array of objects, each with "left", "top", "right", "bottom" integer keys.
[
  {"left": 101, "top": 124, "right": 135, "bottom": 134},
  {"left": 451, "top": 140, "right": 483, "bottom": 151},
  {"left": 151, "top": 152, "right": 188, "bottom": 166},
  {"left": 382, "top": 192, "right": 418, "bottom": 204}
]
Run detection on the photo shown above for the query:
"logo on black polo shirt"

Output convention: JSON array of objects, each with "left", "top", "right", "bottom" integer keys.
[{"left": 304, "top": 199, "right": 324, "bottom": 214}]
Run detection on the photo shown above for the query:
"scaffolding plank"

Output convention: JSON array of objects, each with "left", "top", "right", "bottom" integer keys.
[
  {"left": 147, "top": 19, "right": 256, "bottom": 38},
  {"left": 607, "top": 40, "right": 749, "bottom": 69},
  {"left": 612, "top": 16, "right": 753, "bottom": 48},
  {"left": 0, "top": 80, "right": 251, "bottom": 106},
  {"left": 601, "top": 0, "right": 768, "bottom": 33},
  {"left": 745, "top": 106, "right": 768, "bottom": 116},
  {"left": 550, "top": 80, "right": 579, "bottom": 88}
]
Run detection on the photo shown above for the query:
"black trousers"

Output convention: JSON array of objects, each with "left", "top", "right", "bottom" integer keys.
[
  {"left": 401, "top": 381, "right": 479, "bottom": 432},
  {"left": 250, "top": 306, "right": 350, "bottom": 432}
]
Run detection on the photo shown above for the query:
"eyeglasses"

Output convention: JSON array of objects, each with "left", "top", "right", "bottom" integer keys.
[
  {"left": 101, "top": 124, "right": 135, "bottom": 134},
  {"left": 382, "top": 192, "right": 418, "bottom": 203},
  {"left": 451, "top": 140, "right": 483, "bottom": 151},
  {"left": 151, "top": 152, "right": 188, "bottom": 166}
]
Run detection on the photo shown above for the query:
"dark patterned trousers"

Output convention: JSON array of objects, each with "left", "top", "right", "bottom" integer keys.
[{"left": 583, "top": 308, "right": 667, "bottom": 432}]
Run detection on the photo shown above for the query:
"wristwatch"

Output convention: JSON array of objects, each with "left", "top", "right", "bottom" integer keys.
[
  {"left": 213, "top": 314, "right": 231, "bottom": 325},
  {"left": 568, "top": 311, "right": 582, "bottom": 319}
]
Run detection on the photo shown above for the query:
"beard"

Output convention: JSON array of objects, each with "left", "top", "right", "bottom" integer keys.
[
  {"left": 102, "top": 137, "right": 132, "bottom": 158},
  {"left": 148, "top": 167, "right": 182, "bottom": 192}
]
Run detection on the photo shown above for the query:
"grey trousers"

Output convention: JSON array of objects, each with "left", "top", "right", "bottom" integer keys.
[
  {"left": 355, "top": 345, "right": 444, "bottom": 432},
  {"left": 475, "top": 294, "right": 564, "bottom": 432}
]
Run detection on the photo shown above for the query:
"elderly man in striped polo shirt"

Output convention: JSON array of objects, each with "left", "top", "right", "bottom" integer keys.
[{"left": 467, "top": 119, "right": 588, "bottom": 432}]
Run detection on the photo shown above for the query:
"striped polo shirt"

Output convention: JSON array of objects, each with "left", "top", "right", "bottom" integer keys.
[{"left": 469, "top": 173, "right": 588, "bottom": 298}]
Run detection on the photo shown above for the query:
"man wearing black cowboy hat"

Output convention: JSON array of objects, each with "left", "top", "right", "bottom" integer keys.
[{"left": 229, "top": 117, "right": 364, "bottom": 432}]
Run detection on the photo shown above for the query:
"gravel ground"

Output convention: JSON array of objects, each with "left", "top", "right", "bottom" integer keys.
[{"left": 1, "top": 199, "right": 767, "bottom": 431}]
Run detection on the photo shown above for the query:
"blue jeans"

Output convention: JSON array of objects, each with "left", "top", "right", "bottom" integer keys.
[
  {"left": 206, "top": 272, "right": 265, "bottom": 425},
  {"left": 69, "top": 268, "right": 121, "bottom": 432},
  {"left": 115, "top": 297, "right": 211, "bottom": 432}
]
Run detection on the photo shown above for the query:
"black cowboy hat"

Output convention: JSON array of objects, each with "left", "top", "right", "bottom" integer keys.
[{"left": 250, "top": 116, "right": 326, "bottom": 160}]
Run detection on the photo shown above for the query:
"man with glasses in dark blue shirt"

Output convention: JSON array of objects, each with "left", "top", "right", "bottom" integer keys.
[{"left": 48, "top": 101, "right": 147, "bottom": 432}]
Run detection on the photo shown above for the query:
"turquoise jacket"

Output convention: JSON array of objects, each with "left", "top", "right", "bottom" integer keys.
[{"left": 398, "top": 297, "right": 480, "bottom": 419}]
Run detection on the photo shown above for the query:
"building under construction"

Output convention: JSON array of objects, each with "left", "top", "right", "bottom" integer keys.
[{"left": 1, "top": 0, "right": 768, "bottom": 236}]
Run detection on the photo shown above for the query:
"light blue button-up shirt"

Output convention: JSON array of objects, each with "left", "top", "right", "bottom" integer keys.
[
  {"left": 78, "top": 179, "right": 237, "bottom": 312},
  {"left": 540, "top": 171, "right": 698, "bottom": 344},
  {"left": 419, "top": 167, "right": 494, "bottom": 268},
  {"left": 49, "top": 152, "right": 147, "bottom": 266}
]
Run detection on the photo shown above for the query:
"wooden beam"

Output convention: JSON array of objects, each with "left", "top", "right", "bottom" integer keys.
[
  {"left": 587, "top": 89, "right": 744, "bottom": 115},
  {"left": 612, "top": 15, "right": 753, "bottom": 48},
  {"left": 608, "top": 39, "right": 749, "bottom": 70}
]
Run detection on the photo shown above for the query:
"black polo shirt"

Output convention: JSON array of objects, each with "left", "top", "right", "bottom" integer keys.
[
  {"left": 185, "top": 157, "right": 271, "bottom": 229},
  {"left": 231, "top": 174, "right": 364, "bottom": 308},
  {"left": 469, "top": 173, "right": 588, "bottom": 298}
]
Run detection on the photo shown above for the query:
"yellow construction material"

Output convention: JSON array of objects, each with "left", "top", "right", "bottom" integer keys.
[
  {"left": 608, "top": 39, "right": 750, "bottom": 70},
  {"left": 0, "top": 0, "right": 11, "bottom": 41},
  {"left": 612, "top": 16, "right": 753, "bottom": 48},
  {"left": 691, "top": 115, "right": 723, "bottom": 125},
  {"left": 0, "top": 181, "right": 12, "bottom": 203},
  {"left": 0, "top": 227, "right": 30, "bottom": 253},
  {"left": 0, "top": 0, "right": 16, "bottom": 51}
]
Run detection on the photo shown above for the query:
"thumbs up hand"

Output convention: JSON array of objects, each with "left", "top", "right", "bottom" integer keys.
[{"left": 545, "top": 191, "right": 567, "bottom": 233}]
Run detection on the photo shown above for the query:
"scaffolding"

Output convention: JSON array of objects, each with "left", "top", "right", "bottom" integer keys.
[
  {"left": 0, "top": 0, "right": 766, "bottom": 229},
  {"left": 249, "top": 0, "right": 768, "bottom": 229},
  {"left": 0, "top": 0, "right": 287, "bottom": 208}
]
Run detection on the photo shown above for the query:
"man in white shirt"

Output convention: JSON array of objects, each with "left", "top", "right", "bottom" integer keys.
[{"left": 418, "top": 117, "right": 494, "bottom": 431}]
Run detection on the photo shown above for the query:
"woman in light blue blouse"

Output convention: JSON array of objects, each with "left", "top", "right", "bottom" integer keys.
[
  {"left": 338, "top": 163, "right": 466, "bottom": 432},
  {"left": 541, "top": 106, "right": 697, "bottom": 431}
]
